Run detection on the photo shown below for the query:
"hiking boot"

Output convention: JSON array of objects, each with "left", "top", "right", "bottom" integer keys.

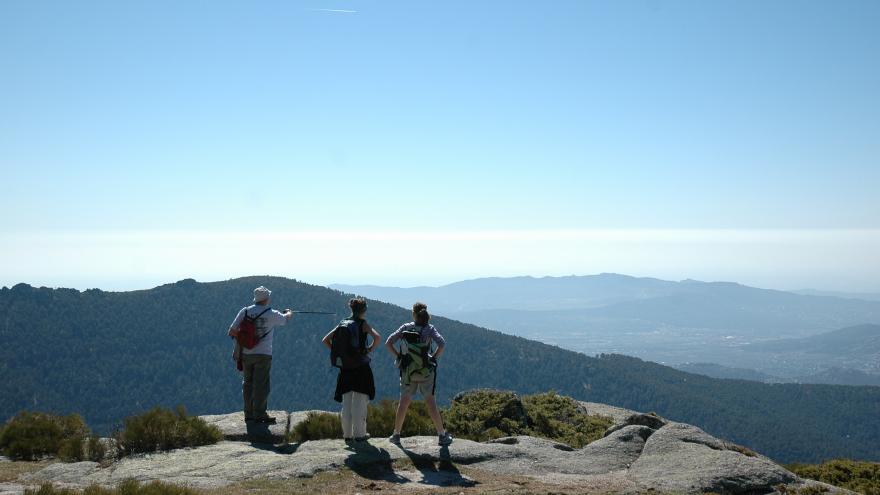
[
  {"left": 256, "top": 416, "right": 277, "bottom": 425},
  {"left": 354, "top": 436, "right": 370, "bottom": 442},
  {"left": 438, "top": 432, "right": 453, "bottom": 446},
  {"left": 388, "top": 433, "right": 401, "bottom": 445}
]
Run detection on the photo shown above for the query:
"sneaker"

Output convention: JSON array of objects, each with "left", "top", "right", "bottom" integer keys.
[
  {"left": 438, "top": 432, "right": 453, "bottom": 446},
  {"left": 388, "top": 433, "right": 401, "bottom": 445}
]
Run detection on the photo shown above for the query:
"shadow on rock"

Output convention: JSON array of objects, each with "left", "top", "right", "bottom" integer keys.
[
  {"left": 245, "top": 422, "right": 278, "bottom": 443},
  {"left": 344, "top": 441, "right": 407, "bottom": 482},
  {"left": 396, "top": 443, "right": 476, "bottom": 488},
  {"left": 248, "top": 441, "right": 301, "bottom": 455}
]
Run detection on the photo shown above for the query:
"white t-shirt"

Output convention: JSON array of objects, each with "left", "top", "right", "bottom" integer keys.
[{"left": 230, "top": 304, "right": 291, "bottom": 356}]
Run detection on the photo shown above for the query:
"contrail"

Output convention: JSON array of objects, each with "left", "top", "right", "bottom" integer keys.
[{"left": 308, "top": 8, "right": 357, "bottom": 13}]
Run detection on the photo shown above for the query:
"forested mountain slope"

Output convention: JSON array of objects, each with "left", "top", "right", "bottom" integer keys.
[{"left": 1, "top": 277, "right": 879, "bottom": 463}]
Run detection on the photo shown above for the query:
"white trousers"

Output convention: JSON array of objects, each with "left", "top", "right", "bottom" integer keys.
[{"left": 341, "top": 391, "right": 369, "bottom": 438}]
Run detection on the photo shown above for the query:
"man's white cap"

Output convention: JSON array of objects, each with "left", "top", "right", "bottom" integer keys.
[{"left": 253, "top": 286, "right": 272, "bottom": 303}]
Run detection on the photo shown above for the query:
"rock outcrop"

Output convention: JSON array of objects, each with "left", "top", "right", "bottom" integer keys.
[{"left": 8, "top": 398, "right": 851, "bottom": 494}]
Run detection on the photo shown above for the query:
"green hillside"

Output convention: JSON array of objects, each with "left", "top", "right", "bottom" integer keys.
[{"left": 1, "top": 277, "right": 879, "bottom": 463}]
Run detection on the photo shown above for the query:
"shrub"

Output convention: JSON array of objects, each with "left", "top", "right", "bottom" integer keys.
[
  {"left": 796, "top": 486, "right": 830, "bottom": 495},
  {"left": 522, "top": 392, "right": 612, "bottom": 448},
  {"left": 87, "top": 436, "right": 107, "bottom": 462},
  {"left": 367, "top": 400, "right": 436, "bottom": 438},
  {"left": 777, "top": 484, "right": 830, "bottom": 495},
  {"left": 56, "top": 434, "right": 85, "bottom": 462},
  {"left": 114, "top": 406, "right": 222, "bottom": 457},
  {"left": 289, "top": 400, "right": 437, "bottom": 442},
  {"left": 287, "top": 392, "right": 613, "bottom": 447},
  {"left": 289, "top": 412, "right": 342, "bottom": 443},
  {"left": 787, "top": 459, "right": 880, "bottom": 495},
  {"left": 0, "top": 412, "right": 100, "bottom": 461},
  {"left": 444, "top": 390, "right": 528, "bottom": 442},
  {"left": 25, "top": 479, "right": 200, "bottom": 494},
  {"left": 444, "top": 390, "right": 613, "bottom": 447}
]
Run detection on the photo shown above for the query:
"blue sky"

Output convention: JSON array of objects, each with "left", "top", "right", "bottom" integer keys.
[{"left": 1, "top": 1, "right": 878, "bottom": 290}]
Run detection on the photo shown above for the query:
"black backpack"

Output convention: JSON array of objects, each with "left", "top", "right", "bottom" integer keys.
[{"left": 330, "top": 319, "right": 368, "bottom": 370}]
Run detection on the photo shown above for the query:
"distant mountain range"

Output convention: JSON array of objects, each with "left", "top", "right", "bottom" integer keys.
[
  {"left": 744, "top": 324, "right": 880, "bottom": 356},
  {"left": 792, "top": 289, "right": 880, "bottom": 302},
  {"left": 3, "top": 276, "right": 880, "bottom": 463},
  {"left": 334, "top": 274, "right": 683, "bottom": 312},
  {"left": 673, "top": 361, "right": 880, "bottom": 387},
  {"left": 332, "top": 274, "right": 880, "bottom": 384},
  {"left": 332, "top": 274, "right": 880, "bottom": 335}
]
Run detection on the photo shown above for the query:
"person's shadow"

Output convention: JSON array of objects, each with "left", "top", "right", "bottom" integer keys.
[
  {"left": 244, "top": 420, "right": 299, "bottom": 454},
  {"left": 366, "top": 440, "right": 476, "bottom": 489},
  {"left": 343, "top": 441, "right": 408, "bottom": 482},
  {"left": 247, "top": 440, "right": 301, "bottom": 455}
]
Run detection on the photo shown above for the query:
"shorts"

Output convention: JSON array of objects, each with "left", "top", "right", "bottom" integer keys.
[{"left": 400, "top": 371, "right": 437, "bottom": 398}]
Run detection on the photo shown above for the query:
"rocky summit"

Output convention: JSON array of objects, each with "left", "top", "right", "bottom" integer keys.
[{"left": 5, "top": 399, "right": 850, "bottom": 494}]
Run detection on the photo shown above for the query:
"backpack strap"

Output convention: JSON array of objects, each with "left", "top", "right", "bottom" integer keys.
[
  {"left": 254, "top": 307, "right": 274, "bottom": 341},
  {"left": 343, "top": 318, "right": 367, "bottom": 349},
  {"left": 357, "top": 319, "right": 367, "bottom": 350}
]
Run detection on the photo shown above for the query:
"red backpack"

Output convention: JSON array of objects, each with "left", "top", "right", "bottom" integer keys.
[{"left": 236, "top": 307, "right": 272, "bottom": 350}]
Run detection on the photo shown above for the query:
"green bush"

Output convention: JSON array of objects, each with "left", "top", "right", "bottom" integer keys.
[
  {"left": 289, "top": 412, "right": 342, "bottom": 442},
  {"left": 0, "top": 412, "right": 102, "bottom": 462},
  {"left": 445, "top": 390, "right": 613, "bottom": 447},
  {"left": 87, "top": 436, "right": 107, "bottom": 462},
  {"left": 288, "top": 392, "right": 611, "bottom": 447},
  {"left": 522, "top": 392, "right": 612, "bottom": 448},
  {"left": 367, "top": 399, "right": 436, "bottom": 438},
  {"left": 289, "top": 400, "right": 437, "bottom": 442},
  {"left": 444, "top": 390, "right": 528, "bottom": 442},
  {"left": 787, "top": 459, "right": 880, "bottom": 495},
  {"left": 25, "top": 479, "right": 200, "bottom": 494},
  {"left": 114, "top": 406, "right": 222, "bottom": 457},
  {"left": 57, "top": 434, "right": 85, "bottom": 462}
]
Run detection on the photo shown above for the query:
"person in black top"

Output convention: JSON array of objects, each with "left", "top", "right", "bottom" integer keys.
[{"left": 322, "top": 298, "right": 380, "bottom": 442}]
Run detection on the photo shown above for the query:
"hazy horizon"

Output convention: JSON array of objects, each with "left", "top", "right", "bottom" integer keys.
[{"left": 3, "top": 234, "right": 879, "bottom": 296}]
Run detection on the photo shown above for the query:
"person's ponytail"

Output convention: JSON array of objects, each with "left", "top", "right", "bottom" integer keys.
[
  {"left": 413, "top": 302, "right": 430, "bottom": 326},
  {"left": 349, "top": 297, "right": 367, "bottom": 319}
]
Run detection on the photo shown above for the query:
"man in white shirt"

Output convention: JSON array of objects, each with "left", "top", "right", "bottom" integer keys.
[{"left": 228, "top": 286, "right": 294, "bottom": 423}]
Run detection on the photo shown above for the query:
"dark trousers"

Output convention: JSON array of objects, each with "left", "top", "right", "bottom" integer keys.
[{"left": 241, "top": 354, "right": 272, "bottom": 419}]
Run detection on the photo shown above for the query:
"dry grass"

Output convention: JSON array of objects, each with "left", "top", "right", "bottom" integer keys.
[
  {"left": 204, "top": 461, "right": 629, "bottom": 495},
  {"left": 0, "top": 456, "right": 646, "bottom": 495},
  {"left": 0, "top": 458, "right": 56, "bottom": 483}
]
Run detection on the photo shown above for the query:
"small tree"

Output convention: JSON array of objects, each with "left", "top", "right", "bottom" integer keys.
[
  {"left": 114, "top": 406, "right": 222, "bottom": 457},
  {"left": 0, "top": 411, "right": 99, "bottom": 461}
]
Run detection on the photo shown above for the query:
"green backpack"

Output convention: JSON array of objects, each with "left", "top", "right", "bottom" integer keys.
[{"left": 398, "top": 328, "right": 436, "bottom": 385}]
